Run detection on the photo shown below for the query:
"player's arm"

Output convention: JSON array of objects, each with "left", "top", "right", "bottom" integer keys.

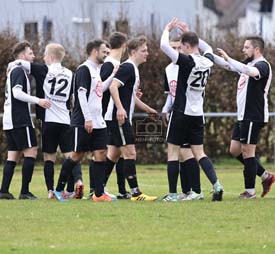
[
  {"left": 217, "top": 48, "right": 260, "bottom": 77},
  {"left": 160, "top": 18, "right": 179, "bottom": 63},
  {"left": 8, "top": 59, "right": 48, "bottom": 78},
  {"left": 162, "top": 94, "right": 173, "bottom": 114},
  {"left": 135, "top": 97, "right": 157, "bottom": 115},
  {"left": 75, "top": 66, "right": 93, "bottom": 133},
  {"left": 213, "top": 54, "right": 239, "bottom": 72},
  {"left": 102, "top": 72, "right": 116, "bottom": 92},
  {"left": 11, "top": 68, "right": 51, "bottom": 108},
  {"left": 109, "top": 79, "right": 127, "bottom": 125}
]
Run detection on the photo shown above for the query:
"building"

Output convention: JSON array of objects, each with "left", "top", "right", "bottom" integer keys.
[{"left": 0, "top": 0, "right": 202, "bottom": 54}]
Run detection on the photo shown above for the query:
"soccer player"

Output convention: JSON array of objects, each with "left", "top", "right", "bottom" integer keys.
[
  {"left": 161, "top": 37, "right": 202, "bottom": 201},
  {"left": 214, "top": 37, "right": 274, "bottom": 198},
  {"left": 10, "top": 43, "right": 81, "bottom": 199},
  {"left": 0, "top": 41, "right": 51, "bottom": 200},
  {"left": 160, "top": 18, "right": 224, "bottom": 201},
  {"left": 106, "top": 35, "right": 158, "bottom": 201},
  {"left": 54, "top": 39, "right": 115, "bottom": 202},
  {"left": 98, "top": 31, "right": 132, "bottom": 199},
  {"left": 89, "top": 32, "right": 130, "bottom": 199}
]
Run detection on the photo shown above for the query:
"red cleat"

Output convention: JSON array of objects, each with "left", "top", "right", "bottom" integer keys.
[
  {"left": 75, "top": 183, "right": 84, "bottom": 199},
  {"left": 261, "top": 173, "right": 275, "bottom": 197}
]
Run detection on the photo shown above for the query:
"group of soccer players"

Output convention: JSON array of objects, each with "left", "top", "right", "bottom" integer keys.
[{"left": 0, "top": 17, "right": 274, "bottom": 202}]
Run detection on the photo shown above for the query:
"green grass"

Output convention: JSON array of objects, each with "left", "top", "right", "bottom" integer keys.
[{"left": 1, "top": 159, "right": 275, "bottom": 254}]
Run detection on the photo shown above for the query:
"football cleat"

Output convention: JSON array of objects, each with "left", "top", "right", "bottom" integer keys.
[
  {"left": 179, "top": 191, "right": 204, "bottom": 201},
  {"left": 47, "top": 190, "right": 55, "bottom": 199},
  {"left": 160, "top": 193, "right": 178, "bottom": 202},
  {"left": 117, "top": 192, "right": 132, "bottom": 199},
  {"left": 212, "top": 181, "right": 223, "bottom": 201},
  {"left": 0, "top": 192, "right": 15, "bottom": 200},
  {"left": 74, "top": 183, "right": 84, "bottom": 199},
  {"left": 19, "top": 192, "right": 38, "bottom": 200},
  {"left": 54, "top": 190, "right": 68, "bottom": 202},
  {"left": 239, "top": 191, "right": 256, "bottom": 199},
  {"left": 131, "top": 193, "right": 158, "bottom": 201},
  {"left": 261, "top": 172, "right": 275, "bottom": 197},
  {"left": 104, "top": 187, "right": 117, "bottom": 201},
  {"left": 92, "top": 193, "right": 112, "bottom": 202}
]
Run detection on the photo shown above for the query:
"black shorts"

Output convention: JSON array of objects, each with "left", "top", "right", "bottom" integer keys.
[
  {"left": 42, "top": 122, "right": 72, "bottom": 153},
  {"left": 106, "top": 120, "right": 135, "bottom": 147},
  {"left": 180, "top": 143, "right": 191, "bottom": 149},
  {"left": 5, "top": 126, "right": 37, "bottom": 151},
  {"left": 72, "top": 127, "right": 107, "bottom": 152},
  {"left": 167, "top": 111, "right": 204, "bottom": 146},
  {"left": 231, "top": 121, "right": 265, "bottom": 144}
]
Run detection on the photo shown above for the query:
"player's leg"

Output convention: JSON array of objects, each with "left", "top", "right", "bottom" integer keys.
[
  {"left": 20, "top": 127, "right": 38, "bottom": 200},
  {"left": 115, "top": 155, "right": 131, "bottom": 199},
  {"left": 179, "top": 147, "right": 203, "bottom": 200},
  {"left": 0, "top": 146, "right": 21, "bottom": 199},
  {"left": 179, "top": 146, "right": 192, "bottom": 195},
  {"left": 230, "top": 123, "right": 274, "bottom": 197},
  {"left": 44, "top": 153, "right": 56, "bottom": 198},
  {"left": 89, "top": 128, "right": 116, "bottom": 202},
  {"left": 54, "top": 126, "right": 86, "bottom": 201},
  {"left": 161, "top": 111, "right": 185, "bottom": 202},
  {"left": 189, "top": 116, "right": 223, "bottom": 201},
  {"left": 239, "top": 121, "right": 267, "bottom": 199}
]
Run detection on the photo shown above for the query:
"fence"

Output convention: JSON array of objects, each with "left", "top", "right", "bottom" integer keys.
[{"left": 0, "top": 112, "right": 275, "bottom": 165}]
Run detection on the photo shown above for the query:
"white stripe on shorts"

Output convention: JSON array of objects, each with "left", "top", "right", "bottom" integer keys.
[
  {"left": 119, "top": 126, "right": 126, "bottom": 146},
  {"left": 74, "top": 127, "right": 78, "bottom": 152},
  {"left": 166, "top": 111, "right": 173, "bottom": 140},
  {"left": 26, "top": 126, "right": 31, "bottom": 147},
  {"left": 247, "top": 122, "right": 253, "bottom": 144}
]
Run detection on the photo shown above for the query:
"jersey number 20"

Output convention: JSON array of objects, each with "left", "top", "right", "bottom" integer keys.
[{"left": 189, "top": 69, "right": 210, "bottom": 89}]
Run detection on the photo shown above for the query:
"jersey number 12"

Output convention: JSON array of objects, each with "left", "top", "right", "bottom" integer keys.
[{"left": 48, "top": 78, "right": 68, "bottom": 97}]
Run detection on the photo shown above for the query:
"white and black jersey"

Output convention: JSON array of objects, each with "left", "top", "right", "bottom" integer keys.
[
  {"left": 3, "top": 66, "right": 34, "bottom": 130},
  {"left": 70, "top": 60, "right": 106, "bottom": 129},
  {"left": 100, "top": 56, "right": 120, "bottom": 117},
  {"left": 164, "top": 62, "right": 179, "bottom": 101},
  {"left": 105, "top": 59, "right": 140, "bottom": 124},
  {"left": 29, "top": 63, "right": 73, "bottom": 124},
  {"left": 173, "top": 53, "right": 213, "bottom": 116},
  {"left": 236, "top": 57, "right": 272, "bottom": 123}
]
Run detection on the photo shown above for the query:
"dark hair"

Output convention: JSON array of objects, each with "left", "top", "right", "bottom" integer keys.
[
  {"left": 86, "top": 39, "right": 105, "bottom": 56},
  {"left": 127, "top": 35, "right": 147, "bottom": 55},
  {"left": 181, "top": 32, "right": 199, "bottom": 47},
  {"left": 12, "top": 41, "right": 31, "bottom": 59},
  {"left": 245, "top": 36, "right": 265, "bottom": 53},
  {"left": 109, "top": 32, "right": 127, "bottom": 49}
]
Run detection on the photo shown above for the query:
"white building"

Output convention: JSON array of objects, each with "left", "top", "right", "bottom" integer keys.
[
  {"left": 238, "top": 0, "right": 275, "bottom": 42},
  {"left": 0, "top": 0, "right": 203, "bottom": 52}
]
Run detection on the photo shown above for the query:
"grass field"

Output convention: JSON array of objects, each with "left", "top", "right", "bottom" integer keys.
[{"left": 1, "top": 158, "right": 275, "bottom": 254}]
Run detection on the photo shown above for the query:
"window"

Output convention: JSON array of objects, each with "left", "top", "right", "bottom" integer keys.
[
  {"left": 102, "top": 20, "right": 110, "bottom": 38},
  {"left": 43, "top": 18, "right": 53, "bottom": 43},
  {"left": 115, "top": 19, "right": 129, "bottom": 34},
  {"left": 24, "top": 22, "right": 38, "bottom": 42}
]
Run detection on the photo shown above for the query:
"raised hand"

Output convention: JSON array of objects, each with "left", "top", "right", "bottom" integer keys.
[
  {"left": 165, "top": 17, "right": 179, "bottom": 32},
  {"left": 177, "top": 22, "right": 189, "bottom": 33},
  {"left": 217, "top": 48, "right": 230, "bottom": 61}
]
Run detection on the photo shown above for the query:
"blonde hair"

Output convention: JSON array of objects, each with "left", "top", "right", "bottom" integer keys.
[
  {"left": 45, "top": 43, "right": 65, "bottom": 61},
  {"left": 127, "top": 35, "right": 147, "bottom": 55}
]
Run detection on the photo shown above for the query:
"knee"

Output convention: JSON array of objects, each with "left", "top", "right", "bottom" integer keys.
[
  {"left": 229, "top": 146, "right": 239, "bottom": 157},
  {"left": 123, "top": 150, "right": 136, "bottom": 160},
  {"left": 94, "top": 150, "right": 107, "bottom": 161}
]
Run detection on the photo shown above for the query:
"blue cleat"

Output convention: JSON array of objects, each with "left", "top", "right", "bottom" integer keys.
[{"left": 54, "top": 190, "right": 68, "bottom": 202}]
